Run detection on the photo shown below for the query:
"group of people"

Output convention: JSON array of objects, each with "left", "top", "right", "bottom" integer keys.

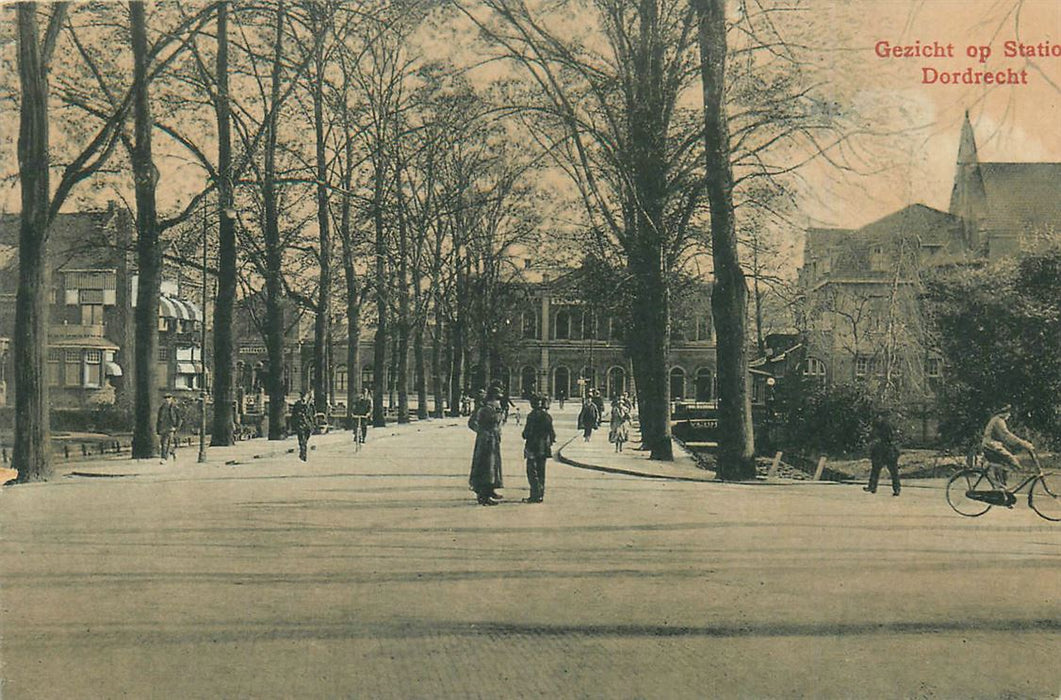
[
  {"left": 576, "top": 390, "right": 633, "bottom": 452},
  {"left": 863, "top": 402, "right": 1038, "bottom": 498},
  {"left": 468, "top": 382, "right": 556, "bottom": 506}
]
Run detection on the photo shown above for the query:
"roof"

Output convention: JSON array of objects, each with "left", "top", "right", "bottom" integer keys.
[
  {"left": 856, "top": 204, "right": 961, "bottom": 247},
  {"left": 978, "top": 162, "right": 1061, "bottom": 233},
  {"left": 49, "top": 336, "right": 120, "bottom": 350}
]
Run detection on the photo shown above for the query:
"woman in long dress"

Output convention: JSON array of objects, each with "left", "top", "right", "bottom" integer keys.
[
  {"left": 608, "top": 400, "right": 630, "bottom": 453},
  {"left": 468, "top": 385, "right": 504, "bottom": 505}
]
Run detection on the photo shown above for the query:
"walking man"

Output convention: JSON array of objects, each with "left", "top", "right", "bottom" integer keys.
[
  {"left": 290, "top": 394, "right": 315, "bottom": 462},
  {"left": 864, "top": 412, "right": 901, "bottom": 496},
  {"left": 156, "top": 393, "right": 183, "bottom": 464},
  {"left": 521, "top": 395, "right": 556, "bottom": 503}
]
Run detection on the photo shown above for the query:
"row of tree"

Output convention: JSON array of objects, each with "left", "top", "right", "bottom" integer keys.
[{"left": 10, "top": 0, "right": 862, "bottom": 482}]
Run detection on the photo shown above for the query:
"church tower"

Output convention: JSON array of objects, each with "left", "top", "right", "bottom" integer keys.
[{"left": 948, "top": 111, "right": 988, "bottom": 253}]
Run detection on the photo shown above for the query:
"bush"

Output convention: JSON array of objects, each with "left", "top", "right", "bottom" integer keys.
[{"left": 773, "top": 377, "right": 897, "bottom": 458}]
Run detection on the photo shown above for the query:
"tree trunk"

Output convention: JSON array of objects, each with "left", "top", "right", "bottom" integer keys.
[
  {"left": 630, "top": 254, "right": 672, "bottom": 459},
  {"left": 430, "top": 312, "right": 445, "bottom": 418},
  {"left": 263, "top": 0, "right": 287, "bottom": 440},
  {"left": 696, "top": 0, "right": 756, "bottom": 479},
  {"left": 210, "top": 0, "right": 235, "bottom": 447},
  {"left": 394, "top": 168, "right": 410, "bottom": 423},
  {"left": 13, "top": 2, "right": 52, "bottom": 481},
  {"left": 371, "top": 172, "right": 388, "bottom": 428},
  {"left": 130, "top": 0, "right": 162, "bottom": 460},
  {"left": 312, "top": 33, "right": 331, "bottom": 418}
]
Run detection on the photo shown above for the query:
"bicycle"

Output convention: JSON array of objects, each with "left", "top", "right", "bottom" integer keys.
[
  {"left": 946, "top": 450, "right": 1060, "bottom": 521},
  {"left": 350, "top": 414, "right": 367, "bottom": 453}
]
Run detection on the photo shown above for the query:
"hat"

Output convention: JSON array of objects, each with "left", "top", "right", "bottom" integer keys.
[
  {"left": 163, "top": 393, "right": 174, "bottom": 398},
  {"left": 994, "top": 404, "right": 1012, "bottom": 415}
]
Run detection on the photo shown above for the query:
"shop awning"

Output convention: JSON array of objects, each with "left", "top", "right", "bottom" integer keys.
[
  {"left": 175, "top": 362, "right": 200, "bottom": 375},
  {"left": 105, "top": 361, "right": 123, "bottom": 377},
  {"left": 159, "top": 295, "right": 203, "bottom": 321}
]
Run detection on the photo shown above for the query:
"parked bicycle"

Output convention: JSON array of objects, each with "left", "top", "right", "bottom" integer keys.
[{"left": 946, "top": 450, "right": 1059, "bottom": 521}]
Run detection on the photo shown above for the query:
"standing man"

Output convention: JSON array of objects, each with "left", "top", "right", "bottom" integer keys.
[
  {"left": 521, "top": 395, "right": 555, "bottom": 503},
  {"left": 290, "top": 393, "right": 315, "bottom": 462},
  {"left": 352, "top": 387, "right": 373, "bottom": 444},
  {"left": 864, "top": 412, "right": 901, "bottom": 497},
  {"left": 156, "top": 393, "right": 183, "bottom": 464}
]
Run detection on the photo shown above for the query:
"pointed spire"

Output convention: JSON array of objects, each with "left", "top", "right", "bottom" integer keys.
[{"left": 956, "top": 110, "right": 979, "bottom": 165}]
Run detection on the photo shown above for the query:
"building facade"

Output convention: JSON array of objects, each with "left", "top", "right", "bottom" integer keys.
[{"left": 798, "top": 113, "right": 1061, "bottom": 416}]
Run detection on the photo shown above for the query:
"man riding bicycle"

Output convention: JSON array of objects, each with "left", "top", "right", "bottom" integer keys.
[{"left": 981, "top": 404, "right": 1038, "bottom": 485}]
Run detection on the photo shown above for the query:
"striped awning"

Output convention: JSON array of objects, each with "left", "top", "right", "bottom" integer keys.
[
  {"left": 159, "top": 295, "right": 203, "bottom": 321},
  {"left": 175, "top": 362, "right": 200, "bottom": 375},
  {"left": 105, "top": 361, "right": 123, "bottom": 377}
]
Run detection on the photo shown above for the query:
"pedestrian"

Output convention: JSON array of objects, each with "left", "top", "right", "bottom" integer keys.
[
  {"left": 156, "top": 393, "right": 183, "bottom": 464},
  {"left": 591, "top": 389, "right": 605, "bottom": 427},
  {"left": 512, "top": 404, "right": 522, "bottom": 426},
  {"left": 608, "top": 399, "right": 630, "bottom": 453},
  {"left": 557, "top": 387, "right": 566, "bottom": 410},
  {"left": 290, "top": 393, "right": 315, "bottom": 462},
  {"left": 468, "top": 383, "right": 504, "bottom": 505},
  {"left": 864, "top": 412, "right": 901, "bottom": 496},
  {"left": 352, "top": 387, "right": 372, "bottom": 444},
  {"left": 521, "top": 395, "right": 555, "bottom": 503},
  {"left": 577, "top": 398, "right": 599, "bottom": 442}
]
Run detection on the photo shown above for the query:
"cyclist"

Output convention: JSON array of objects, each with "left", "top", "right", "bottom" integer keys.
[
  {"left": 981, "top": 404, "right": 1038, "bottom": 485},
  {"left": 351, "top": 387, "right": 372, "bottom": 445}
]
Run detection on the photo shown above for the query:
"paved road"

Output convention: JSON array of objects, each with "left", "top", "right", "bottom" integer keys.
[{"left": 1, "top": 415, "right": 1058, "bottom": 699}]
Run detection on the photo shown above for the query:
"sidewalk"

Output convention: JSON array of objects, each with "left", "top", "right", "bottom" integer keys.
[
  {"left": 556, "top": 424, "right": 718, "bottom": 481},
  {"left": 46, "top": 415, "right": 466, "bottom": 480}
]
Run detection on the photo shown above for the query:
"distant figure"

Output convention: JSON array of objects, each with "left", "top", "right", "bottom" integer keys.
[
  {"left": 864, "top": 413, "right": 901, "bottom": 496},
  {"left": 512, "top": 405, "right": 522, "bottom": 426},
  {"left": 577, "top": 398, "right": 600, "bottom": 442},
  {"left": 352, "top": 387, "right": 372, "bottom": 444},
  {"left": 608, "top": 399, "right": 630, "bottom": 453},
  {"left": 557, "top": 387, "right": 566, "bottom": 410},
  {"left": 522, "top": 395, "right": 555, "bottom": 503},
  {"left": 468, "top": 384, "right": 504, "bottom": 506},
  {"left": 290, "top": 394, "right": 315, "bottom": 462},
  {"left": 156, "top": 393, "right": 183, "bottom": 464}
]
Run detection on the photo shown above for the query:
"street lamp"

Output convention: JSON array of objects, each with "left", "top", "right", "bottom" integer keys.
[{"left": 198, "top": 208, "right": 209, "bottom": 463}]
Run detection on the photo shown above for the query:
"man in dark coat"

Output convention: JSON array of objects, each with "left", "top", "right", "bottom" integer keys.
[
  {"left": 521, "top": 395, "right": 556, "bottom": 503},
  {"left": 156, "top": 393, "right": 183, "bottom": 464},
  {"left": 290, "top": 394, "right": 315, "bottom": 462},
  {"left": 577, "top": 398, "right": 599, "bottom": 441},
  {"left": 468, "top": 385, "right": 504, "bottom": 505},
  {"left": 864, "top": 413, "right": 901, "bottom": 496}
]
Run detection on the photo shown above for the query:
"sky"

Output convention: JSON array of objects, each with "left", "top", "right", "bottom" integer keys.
[{"left": 798, "top": 0, "right": 1061, "bottom": 229}]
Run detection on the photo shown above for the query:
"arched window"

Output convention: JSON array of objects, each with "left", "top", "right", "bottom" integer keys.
[
  {"left": 555, "top": 310, "right": 570, "bottom": 340},
  {"left": 521, "top": 311, "right": 538, "bottom": 339},
  {"left": 520, "top": 366, "right": 538, "bottom": 398},
  {"left": 669, "top": 367, "right": 686, "bottom": 400},
  {"left": 607, "top": 366, "right": 626, "bottom": 398},
  {"left": 804, "top": 357, "right": 827, "bottom": 384},
  {"left": 553, "top": 366, "right": 570, "bottom": 397},
  {"left": 695, "top": 368, "right": 713, "bottom": 401}
]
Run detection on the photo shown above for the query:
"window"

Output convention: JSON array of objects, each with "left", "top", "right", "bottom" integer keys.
[
  {"left": 804, "top": 357, "right": 826, "bottom": 383},
  {"left": 855, "top": 357, "right": 869, "bottom": 377},
  {"left": 570, "top": 311, "right": 583, "bottom": 340},
  {"left": 521, "top": 311, "right": 538, "bottom": 340},
  {"left": 158, "top": 347, "right": 170, "bottom": 361},
  {"left": 85, "top": 350, "right": 102, "bottom": 363},
  {"left": 361, "top": 365, "right": 374, "bottom": 390},
  {"left": 583, "top": 313, "right": 597, "bottom": 340},
  {"left": 64, "top": 350, "right": 81, "bottom": 387},
  {"left": 669, "top": 367, "right": 686, "bottom": 400},
  {"left": 79, "top": 289, "right": 104, "bottom": 304},
  {"left": 696, "top": 316, "right": 713, "bottom": 342},
  {"left": 555, "top": 310, "right": 570, "bottom": 340},
  {"left": 335, "top": 365, "right": 348, "bottom": 393},
  {"left": 609, "top": 316, "right": 623, "bottom": 340},
  {"left": 81, "top": 304, "right": 104, "bottom": 325},
  {"left": 47, "top": 348, "right": 61, "bottom": 386},
  {"left": 926, "top": 357, "right": 942, "bottom": 378}
]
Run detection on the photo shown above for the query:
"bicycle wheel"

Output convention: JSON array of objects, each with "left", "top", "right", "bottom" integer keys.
[
  {"left": 1029, "top": 473, "right": 1061, "bottom": 522},
  {"left": 946, "top": 469, "right": 994, "bottom": 517}
]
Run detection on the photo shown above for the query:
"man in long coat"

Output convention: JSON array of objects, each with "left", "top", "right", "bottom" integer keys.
[{"left": 468, "top": 385, "right": 504, "bottom": 505}]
